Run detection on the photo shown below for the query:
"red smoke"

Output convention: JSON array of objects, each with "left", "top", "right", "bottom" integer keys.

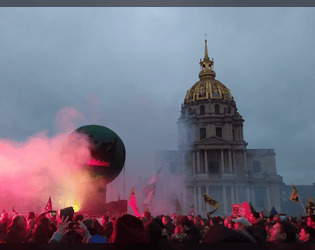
[{"left": 0, "top": 107, "right": 93, "bottom": 215}]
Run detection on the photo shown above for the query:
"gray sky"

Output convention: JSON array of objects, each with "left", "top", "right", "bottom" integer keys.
[{"left": 0, "top": 8, "right": 315, "bottom": 206}]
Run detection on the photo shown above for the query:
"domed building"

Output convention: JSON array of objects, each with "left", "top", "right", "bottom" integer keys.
[{"left": 155, "top": 40, "right": 284, "bottom": 217}]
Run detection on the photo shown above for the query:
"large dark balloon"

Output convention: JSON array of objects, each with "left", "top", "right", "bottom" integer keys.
[{"left": 61, "top": 125, "right": 126, "bottom": 184}]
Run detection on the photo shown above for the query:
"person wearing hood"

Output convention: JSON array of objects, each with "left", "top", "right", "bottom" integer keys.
[{"left": 109, "top": 214, "right": 147, "bottom": 243}]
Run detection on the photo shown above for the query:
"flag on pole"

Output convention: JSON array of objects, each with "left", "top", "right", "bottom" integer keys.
[
  {"left": 143, "top": 189, "right": 155, "bottom": 212},
  {"left": 243, "top": 202, "right": 251, "bottom": 220},
  {"left": 307, "top": 197, "right": 315, "bottom": 216},
  {"left": 188, "top": 207, "right": 195, "bottom": 216},
  {"left": 270, "top": 206, "right": 278, "bottom": 216},
  {"left": 44, "top": 196, "right": 52, "bottom": 213},
  {"left": 290, "top": 183, "right": 299, "bottom": 203},
  {"left": 143, "top": 167, "right": 162, "bottom": 197},
  {"left": 207, "top": 207, "right": 219, "bottom": 217},
  {"left": 249, "top": 202, "right": 256, "bottom": 213},
  {"left": 143, "top": 167, "right": 162, "bottom": 212},
  {"left": 232, "top": 204, "right": 245, "bottom": 217},
  {"left": 129, "top": 187, "right": 140, "bottom": 217},
  {"left": 174, "top": 199, "right": 183, "bottom": 215},
  {"left": 203, "top": 193, "right": 220, "bottom": 209}
]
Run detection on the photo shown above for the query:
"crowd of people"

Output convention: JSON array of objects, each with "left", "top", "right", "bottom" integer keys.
[{"left": 0, "top": 208, "right": 315, "bottom": 243}]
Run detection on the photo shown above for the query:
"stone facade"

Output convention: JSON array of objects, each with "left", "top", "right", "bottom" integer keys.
[{"left": 155, "top": 40, "right": 284, "bottom": 217}]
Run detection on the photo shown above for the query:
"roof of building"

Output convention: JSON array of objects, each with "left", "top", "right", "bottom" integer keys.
[{"left": 184, "top": 40, "right": 233, "bottom": 104}]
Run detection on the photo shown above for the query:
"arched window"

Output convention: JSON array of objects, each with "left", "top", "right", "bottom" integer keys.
[
  {"left": 215, "top": 104, "right": 220, "bottom": 114},
  {"left": 200, "top": 128, "right": 206, "bottom": 140},
  {"left": 228, "top": 106, "right": 231, "bottom": 114},
  {"left": 200, "top": 105, "right": 205, "bottom": 115}
]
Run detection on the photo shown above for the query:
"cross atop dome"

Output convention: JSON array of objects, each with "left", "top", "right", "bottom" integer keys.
[{"left": 199, "top": 38, "right": 215, "bottom": 79}]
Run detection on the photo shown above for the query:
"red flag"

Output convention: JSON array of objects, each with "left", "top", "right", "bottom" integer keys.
[
  {"left": 129, "top": 187, "right": 140, "bottom": 217},
  {"left": 44, "top": 196, "right": 52, "bottom": 213},
  {"left": 243, "top": 202, "right": 251, "bottom": 221}
]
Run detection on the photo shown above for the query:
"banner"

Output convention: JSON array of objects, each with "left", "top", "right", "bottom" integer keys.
[
  {"left": 308, "top": 197, "right": 315, "bottom": 216},
  {"left": 203, "top": 193, "right": 219, "bottom": 209},
  {"left": 232, "top": 204, "right": 245, "bottom": 217},
  {"left": 290, "top": 183, "right": 299, "bottom": 203},
  {"left": 129, "top": 187, "right": 140, "bottom": 217},
  {"left": 143, "top": 168, "right": 162, "bottom": 212},
  {"left": 270, "top": 206, "right": 278, "bottom": 216}
]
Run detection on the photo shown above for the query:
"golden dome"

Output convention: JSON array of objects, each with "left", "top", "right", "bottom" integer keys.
[
  {"left": 184, "top": 40, "right": 233, "bottom": 104},
  {"left": 184, "top": 79, "right": 233, "bottom": 104}
]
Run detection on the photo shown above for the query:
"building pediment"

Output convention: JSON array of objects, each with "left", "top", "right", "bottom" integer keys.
[{"left": 196, "top": 136, "right": 230, "bottom": 145}]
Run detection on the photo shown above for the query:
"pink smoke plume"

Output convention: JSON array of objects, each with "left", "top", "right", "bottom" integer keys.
[{"left": 0, "top": 107, "right": 94, "bottom": 215}]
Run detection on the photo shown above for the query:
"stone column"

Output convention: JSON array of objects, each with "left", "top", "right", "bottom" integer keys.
[
  {"left": 243, "top": 151, "right": 248, "bottom": 173},
  {"left": 235, "top": 186, "right": 239, "bottom": 204},
  {"left": 232, "top": 150, "right": 236, "bottom": 173},
  {"left": 231, "top": 186, "right": 235, "bottom": 205},
  {"left": 221, "top": 150, "right": 224, "bottom": 172},
  {"left": 204, "top": 150, "right": 208, "bottom": 173},
  {"left": 223, "top": 186, "right": 228, "bottom": 216},
  {"left": 206, "top": 186, "right": 210, "bottom": 212},
  {"left": 183, "top": 187, "right": 187, "bottom": 214},
  {"left": 266, "top": 186, "right": 271, "bottom": 210},
  {"left": 251, "top": 187, "right": 255, "bottom": 207},
  {"left": 193, "top": 151, "right": 196, "bottom": 174},
  {"left": 197, "top": 150, "right": 200, "bottom": 173},
  {"left": 194, "top": 186, "right": 198, "bottom": 212},
  {"left": 229, "top": 150, "right": 232, "bottom": 173},
  {"left": 198, "top": 186, "right": 202, "bottom": 212},
  {"left": 246, "top": 186, "right": 250, "bottom": 202}
]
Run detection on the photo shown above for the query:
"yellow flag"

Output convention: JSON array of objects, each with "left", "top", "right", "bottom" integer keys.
[
  {"left": 203, "top": 193, "right": 220, "bottom": 209},
  {"left": 308, "top": 197, "right": 315, "bottom": 216},
  {"left": 290, "top": 183, "right": 299, "bottom": 203}
]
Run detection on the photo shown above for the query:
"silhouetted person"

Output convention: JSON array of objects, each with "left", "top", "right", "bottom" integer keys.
[{"left": 5, "top": 214, "right": 26, "bottom": 243}]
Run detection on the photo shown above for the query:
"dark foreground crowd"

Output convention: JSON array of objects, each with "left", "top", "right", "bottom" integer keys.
[{"left": 0, "top": 209, "right": 315, "bottom": 243}]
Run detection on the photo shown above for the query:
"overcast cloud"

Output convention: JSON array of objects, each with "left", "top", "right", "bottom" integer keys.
[{"left": 1, "top": 8, "right": 315, "bottom": 207}]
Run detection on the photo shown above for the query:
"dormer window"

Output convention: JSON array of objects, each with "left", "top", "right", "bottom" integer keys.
[{"left": 200, "top": 105, "right": 205, "bottom": 115}]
